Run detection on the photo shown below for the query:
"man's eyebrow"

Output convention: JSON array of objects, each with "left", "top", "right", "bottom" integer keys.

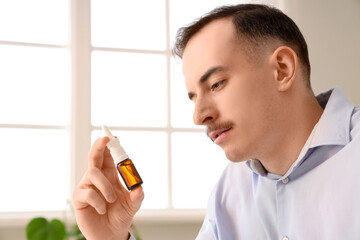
[
  {"left": 200, "top": 66, "right": 225, "bottom": 83},
  {"left": 188, "top": 66, "right": 225, "bottom": 100}
]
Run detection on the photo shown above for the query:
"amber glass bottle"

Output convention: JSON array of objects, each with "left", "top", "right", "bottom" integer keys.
[
  {"left": 102, "top": 125, "right": 143, "bottom": 191},
  {"left": 117, "top": 159, "right": 143, "bottom": 190}
]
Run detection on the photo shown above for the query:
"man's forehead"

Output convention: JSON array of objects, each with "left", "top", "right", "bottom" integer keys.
[
  {"left": 183, "top": 18, "right": 235, "bottom": 55},
  {"left": 181, "top": 18, "right": 237, "bottom": 78}
]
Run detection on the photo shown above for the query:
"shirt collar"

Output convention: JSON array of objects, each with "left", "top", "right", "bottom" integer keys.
[
  {"left": 247, "top": 87, "right": 354, "bottom": 179},
  {"left": 309, "top": 87, "right": 353, "bottom": 148}
]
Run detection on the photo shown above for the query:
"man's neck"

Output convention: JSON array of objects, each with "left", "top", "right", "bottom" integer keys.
[{"left": 260, "top": 93, "right": 324, "bottom": 176}]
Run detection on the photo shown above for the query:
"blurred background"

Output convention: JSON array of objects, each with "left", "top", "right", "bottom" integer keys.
[{"left": 0, "top": 0, "right": 359, "bottom": 239}]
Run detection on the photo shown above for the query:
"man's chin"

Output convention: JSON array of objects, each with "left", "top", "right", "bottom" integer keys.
[{"left": 224, "top": 150, "right": 248, "bottom": 163}]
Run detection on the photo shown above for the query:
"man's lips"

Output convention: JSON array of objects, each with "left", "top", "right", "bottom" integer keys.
[{"left": 209, "top": 127, "right": 232, "bottom": 142}]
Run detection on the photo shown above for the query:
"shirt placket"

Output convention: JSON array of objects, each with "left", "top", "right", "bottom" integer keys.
[{"left": 276, "top": 176, "right": 291, "bottom": 240}]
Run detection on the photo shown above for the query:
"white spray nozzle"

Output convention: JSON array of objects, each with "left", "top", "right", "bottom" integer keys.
[
  {"left": 102, "top": 125, "right": 129, "bottom": 163},
  {"left": 102, "top": 125, "right": 114, "bottom": 139}
]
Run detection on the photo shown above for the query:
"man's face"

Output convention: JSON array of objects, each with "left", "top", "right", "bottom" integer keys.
[{"left": 182, "top": 18, "right": 279, "bottom": 162}]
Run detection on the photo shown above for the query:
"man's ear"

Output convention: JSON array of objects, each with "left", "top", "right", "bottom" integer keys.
[{"left": 270, "top": 46, "right": 297, "bottom": 92}]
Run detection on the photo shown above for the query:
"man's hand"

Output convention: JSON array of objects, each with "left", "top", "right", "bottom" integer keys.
[{"left": 73, "top": 137, "right": 144, "bottom": 240}]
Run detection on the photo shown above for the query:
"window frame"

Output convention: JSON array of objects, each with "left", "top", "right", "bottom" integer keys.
[{"left": 0, "top": 0, "right": 209, "bottom": 226}]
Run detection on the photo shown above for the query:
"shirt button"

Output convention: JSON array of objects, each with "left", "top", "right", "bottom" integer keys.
[
  {"left": 282, "top": 237, "right": 289, "bottom": 240},
  {"left": 282, "top": 178, "right": 289, "bottom": 184}
]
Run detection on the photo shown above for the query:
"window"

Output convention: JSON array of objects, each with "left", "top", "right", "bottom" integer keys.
[
  {"left": 1, "top": 0, "right": 279, "bottom": 223},
  {"left": 90, "top": 0, "right": 232, "bottom": 212},
  {"left": 0, "top": 0, "right": 70, "bottom": 215}
]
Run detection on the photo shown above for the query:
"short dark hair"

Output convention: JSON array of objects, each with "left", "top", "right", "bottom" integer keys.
[{"left": 173, "top": 4, "right": 311, "bottom": 84}]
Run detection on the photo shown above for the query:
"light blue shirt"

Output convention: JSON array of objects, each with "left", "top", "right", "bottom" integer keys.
[{"left": 196, "top": 88, "right": 360, "bottom": 240}]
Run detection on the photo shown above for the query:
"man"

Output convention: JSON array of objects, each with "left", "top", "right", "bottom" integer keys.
[{"left": 73, "top": 4, "right": 360, "bottom": 240}]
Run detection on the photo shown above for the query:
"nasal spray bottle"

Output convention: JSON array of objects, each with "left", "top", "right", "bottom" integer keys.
[{"left": 102, "top": 125, "right": 143, "bottom": 190}]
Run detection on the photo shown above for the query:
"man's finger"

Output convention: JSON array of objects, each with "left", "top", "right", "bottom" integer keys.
[
  {"left": 88, "top": 137, "right": 110, "bottom": 169},
  {"left": 82, "top": 167, "right": 117, "bottom": 203},
  {"left": 73, "top": 188, "right": 107, "bottom": 215}
]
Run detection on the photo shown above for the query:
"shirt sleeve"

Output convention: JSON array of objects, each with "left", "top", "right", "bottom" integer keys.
[
  {"left": 129, "top": 232, "right": 136, "bottom": 240},
  {"left": 195, "top": 214, "right": 217, "bottom": 240}
]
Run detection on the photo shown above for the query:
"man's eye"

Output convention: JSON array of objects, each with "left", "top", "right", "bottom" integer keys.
[{"left": 211, "top": 80, "right": 225, "bottom": 91}]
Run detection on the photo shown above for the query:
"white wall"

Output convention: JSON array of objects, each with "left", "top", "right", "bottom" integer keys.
[
  {"left": 1, "top": 1, "right": 359, "bottom": 239},
  {"left": 283, "top": 0, "right": 360, "bottom": 105}
]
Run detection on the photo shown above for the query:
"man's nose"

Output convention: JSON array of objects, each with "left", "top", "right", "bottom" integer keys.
[{"left": 193, "top": 96, "right": 215, "bottom": 125}]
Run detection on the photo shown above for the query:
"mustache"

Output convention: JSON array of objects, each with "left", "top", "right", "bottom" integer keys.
[{"left": 206, "top": 121, "right": 234, "bottom": 138}]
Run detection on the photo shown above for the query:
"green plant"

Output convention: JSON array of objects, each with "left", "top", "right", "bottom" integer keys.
[
  {"left": 131, "top": 224, "right": 142, "bottom": 240},
  {"left": 26, "top": 217, "right": 141, "bottom": 240},
  {"left": 26, "top": 202, "right": 141, "bottom": 240},
  {"left": 26, "top": 217, "right": 85, "bottom": 240}
]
